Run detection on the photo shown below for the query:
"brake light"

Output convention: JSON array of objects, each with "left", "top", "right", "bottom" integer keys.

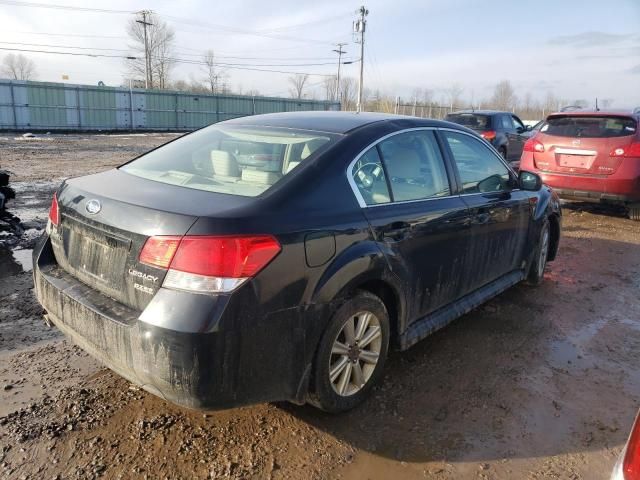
[
  {"left": 623, "top": 412, "right": 640, "bottom": 480},
  {"left": 524, "top": 138, "right": 545, "bottom": 153},
  {"left": 48, "top": 193, "right": 60, "bottom": 226},
  {"left": 610, "top": 142, "right": 640, "bottom": 158},
  {"left": 139, "top": 235, "right": 281, "bottom": 293},
  {"left": 481, "top": 131, "right": 496, "bottom": 140}
]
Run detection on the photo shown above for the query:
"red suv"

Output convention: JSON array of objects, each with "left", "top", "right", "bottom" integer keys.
[{"left": 520, "top": 110, "right": 640, "bottom": 220}]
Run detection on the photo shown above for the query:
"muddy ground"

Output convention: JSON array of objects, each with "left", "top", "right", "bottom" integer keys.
[{"left": 0, "top": 133, "right": 639, "bottom": 480}]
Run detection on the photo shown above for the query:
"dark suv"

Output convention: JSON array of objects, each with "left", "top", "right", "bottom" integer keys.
[{"left": 446, "top": 110, "right": 533, "bottom": 167}]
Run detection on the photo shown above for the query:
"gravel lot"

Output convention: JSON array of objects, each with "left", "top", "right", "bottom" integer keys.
[{"left": 1, "top": 133, "right": 639, "bottom": 479}]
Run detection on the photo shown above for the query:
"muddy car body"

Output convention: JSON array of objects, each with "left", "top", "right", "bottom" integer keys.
[{"left": 33, "top": 112, "right": 561, "bottom": 412}]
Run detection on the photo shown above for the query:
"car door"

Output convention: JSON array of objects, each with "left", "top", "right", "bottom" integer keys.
[
  {"left": 440, "top": 129, "right": 531, "bottom": 294},
  {"left": 509, "top": 115, "right": 528, "bottom": 160},
  {"left": 349, "top": 129, "right": 472, "bottom": 324}
]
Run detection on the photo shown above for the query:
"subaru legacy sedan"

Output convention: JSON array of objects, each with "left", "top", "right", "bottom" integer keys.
[{"left": 33, "top": 112, "right": 561, "bottom": 413}]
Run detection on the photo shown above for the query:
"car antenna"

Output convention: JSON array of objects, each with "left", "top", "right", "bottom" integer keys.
[{"left": 595, "top": 97, "right": 599, "bottom": 111}]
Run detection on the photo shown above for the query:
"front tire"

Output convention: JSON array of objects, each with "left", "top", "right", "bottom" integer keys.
[
  {"left": 308, "top": 291, "right": 390, "bottom": 413},
  {"left": 528, "top": 218, "right": 550, "bottom": 286},
  {"left": 629, "top": 204, "right": 640, "bottom": 221}
]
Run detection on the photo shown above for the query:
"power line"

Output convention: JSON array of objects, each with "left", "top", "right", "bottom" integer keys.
[
  {"left": 0, "top": 47, "right": 338, "bottom": 76},
  {"left": 0, "top": 0, "right": 133, "bottom": 14}
]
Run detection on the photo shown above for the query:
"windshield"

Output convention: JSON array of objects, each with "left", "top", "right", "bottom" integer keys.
[
  {"left": 542, "top": 115, "right": 637, "bottom": 138},
  {"left": 445, "top": 113, "right": 491, "bottom": 130},
  {"left": 120, "top": 125, "right": 336, "bottom": 197}
]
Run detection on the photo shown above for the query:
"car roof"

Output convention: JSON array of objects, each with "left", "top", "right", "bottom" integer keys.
[
  {"left": 448, "top": 110, "right": 510, "bottom": 116},
  {"left": 221, "top": 111, "right": 461, "bottom": 134}
]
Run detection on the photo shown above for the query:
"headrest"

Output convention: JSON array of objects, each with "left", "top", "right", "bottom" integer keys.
[
  {"left": 241, "top": 169, "right": 281, "bottom": 185},
  {"left": 301, "top": 138, "right": 326, "bottom": 160},
  {"left": 211, "top": 150, "right": 240, "bottom": 177},
  {"left": 384, "top": 148, "right": 422, "bottom": 179}
]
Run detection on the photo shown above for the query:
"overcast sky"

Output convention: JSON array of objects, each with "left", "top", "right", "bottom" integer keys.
[{"left": 1, "top": 0, "right": 639, "bottom": 107}]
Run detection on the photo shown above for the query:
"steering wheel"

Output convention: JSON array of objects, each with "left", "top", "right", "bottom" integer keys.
[{"left": 354, "top": 163, "right": 384, "bottom": 191}]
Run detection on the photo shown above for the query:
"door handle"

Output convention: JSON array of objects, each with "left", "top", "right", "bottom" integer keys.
[{"left": 382, "top": 221, "right": 411, "bottom": 241}]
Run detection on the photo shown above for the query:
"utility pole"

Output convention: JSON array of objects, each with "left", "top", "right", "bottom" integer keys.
[
  {"left": 354, "top": 6, "right": 368, "bottom": 112},
  {"left": 332, "top": 43, "right": 347, "bottom": 103},
  {"left": 136, "top": 10, "right": 153, "bottom": 89}
]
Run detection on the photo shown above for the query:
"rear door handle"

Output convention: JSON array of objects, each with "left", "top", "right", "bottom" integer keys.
[{"left": 382, "top": 221, "right": 411, "bottom": 241}]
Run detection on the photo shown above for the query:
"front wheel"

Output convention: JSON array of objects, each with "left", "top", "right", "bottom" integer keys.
[
  {"left": 527, "top": 218, "right": 550, "bottom": 286},
  {"left": 629, "top": 204, "right": 640, "bottom": 221},
  {"left": 308, "top": 291, "right": 390, "bottom": 413}
]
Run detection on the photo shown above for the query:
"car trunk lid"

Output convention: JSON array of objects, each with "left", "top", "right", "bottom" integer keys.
[{"left": 49, "top": 169, "right": 254, "bottom": 312}]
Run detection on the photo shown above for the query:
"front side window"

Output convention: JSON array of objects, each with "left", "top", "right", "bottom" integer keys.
[
  {"left": 351, "top": 147, "right": 391, "bottom": 205},
  {"left": 377, "top": 130, "right": 451, "bottom": 202},
  {"left": 512, "top": 115, "right": 525, "bottom": 131},
  {"left": 500, "top": 115, "right": 513, "bottom": 130},
  {"left": 121, "top": 125, "right": 336, "bottom": 197},
  {"left": 443, "top": 131, "right": 511, "bottom": 194}
]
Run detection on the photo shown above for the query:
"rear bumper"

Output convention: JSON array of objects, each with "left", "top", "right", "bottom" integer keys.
[
  {"left": 536, "top": 172, "right": 640, "bottom": 204},
  {"left": 32, "top": 236, "right": 314, "bottom": 410}
]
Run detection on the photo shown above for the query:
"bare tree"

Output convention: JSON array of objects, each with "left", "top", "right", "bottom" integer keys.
[
  {"left": 323, "top": 75, "right": 338, "bottom": 102},
  {"left": 491, "top": 80, "right": 517, "bottom": 111},
  {"left": 340, "top": 77, "right": 357, "bottom": 110},
  {"left": 202, "top": 50, "right": 227, "bottom": 94},
  {"left": 1, "top": 54, "right": 37, "bottom": 80},
  {"left": 126, "top": 12, "right": 176, "bottom": 89},
  {"left": 445, "top": 83, "right": 464, "bottom": 110},
  {"left": 288, "top": 74, "right": 309, "bottom": 99},
  {"left": 599, "top": 98, "right": 614, "bottom": 109}
]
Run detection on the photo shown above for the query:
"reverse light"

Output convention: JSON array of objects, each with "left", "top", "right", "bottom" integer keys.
[
  {"left": 623, "top": 412, "right": 640, "bottom": 480},
  {"left": 610, "top": 143, "right": 640, "bottom": 158},
  {"left": 480, "top": 130, "right": 496, "bottom": 141},
  {"left": 139, "top": 235, "right": 281, "bottom": 294},
  {"left": 524, "top": 138, "right": 545, "bottom": 153},
  {"left": 48, "top": 193, "right": 60, "bottom": 226}
]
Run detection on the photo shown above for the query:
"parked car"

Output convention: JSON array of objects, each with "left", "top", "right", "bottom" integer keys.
[
  {"left": 520, "top": 110, "right": 640, "bottom": 220},
  {"left": 611, "top": 410, "right": 640, "bottom": 480},
  {"left": 445, "top": 110, "right": 532, "bottom": 168},
  {"left": 33, "top": 112, "right": 561, "bottom": 413}
]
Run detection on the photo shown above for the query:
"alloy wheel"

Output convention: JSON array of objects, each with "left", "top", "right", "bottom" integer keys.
[
  {"left": 329, "top": 311, "right": 382, "bottom": 396},
  {"left": 539, "top": 226, "right": 549, "bottom": 275}
]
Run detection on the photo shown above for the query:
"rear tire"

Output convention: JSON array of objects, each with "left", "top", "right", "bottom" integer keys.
[
  {"left": 308, "top": 291, "right": 390, "bottom": 413},
  {"left": 527, "top": 218, "right": 550, "bottom": 286},
  {"left": 629, "top": 204, "right": 640, "bottom": 221}
]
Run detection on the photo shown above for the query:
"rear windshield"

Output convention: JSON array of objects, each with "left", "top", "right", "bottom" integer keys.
[
  {"left": 445, "top": 113, "right": 491, "bottom": 130},
  {"left": 542, "top": 115, "right": 637, "bottom": 138},
  {"left": 120, "top": 125, "right": 336, "bottom": 197}
]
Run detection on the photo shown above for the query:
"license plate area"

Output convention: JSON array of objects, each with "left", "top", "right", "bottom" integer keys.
[
  {"left": 61, "top": 218, "right": 131, "bottom": 288},
  {"left": 557, "top": 154, "right": 594, "bottom": 169}
]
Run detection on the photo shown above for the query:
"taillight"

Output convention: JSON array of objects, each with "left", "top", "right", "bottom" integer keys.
[
  {"left": 139, "top": 236, "right": 181, "bottom": 269},
  {"left": 524, "top": 138, "right": 545, "bottom": 153},
  {"left": 48, "top": 193, "right": 60, "bottom": 226},
  {"left": 481, "top": 131, "right": 496, "bottom": 140},
  {"left": 139, "top": 235, "right": 281, "bottom": 294},
  {"left": 610, "top": 142, "right": 640, "bottom": 158},
  {"left": 623, "top": 412, "right": 640, "bottom": 480}
]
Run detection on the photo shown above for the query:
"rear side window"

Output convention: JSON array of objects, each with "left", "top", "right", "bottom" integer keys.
[
  {"left": 445, "top": 113, "right": 491, "bottom": 130},
  {"left": 377, "top": 130, "right": 450, "bottom": 201},
  {"left": 120, "top": 125, "right": 336, "bottom": 197},
  {"left": 542, "top": 116, "right": 637, "bottom": 138},
  {"left": 443, "top": 131, "right": 511, "bottom": 194}
]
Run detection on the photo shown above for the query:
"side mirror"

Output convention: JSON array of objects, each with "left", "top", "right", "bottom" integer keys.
[
  {"left": 516, "top": 126, "right": 525, "bottom": 134},
  {"left": 519, "top": 170, "right": 542, "bottom": 191}
]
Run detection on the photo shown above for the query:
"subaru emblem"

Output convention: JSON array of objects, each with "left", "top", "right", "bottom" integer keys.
[{"left": 85, "top": 199, "right": 101, "bottom": 215}]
